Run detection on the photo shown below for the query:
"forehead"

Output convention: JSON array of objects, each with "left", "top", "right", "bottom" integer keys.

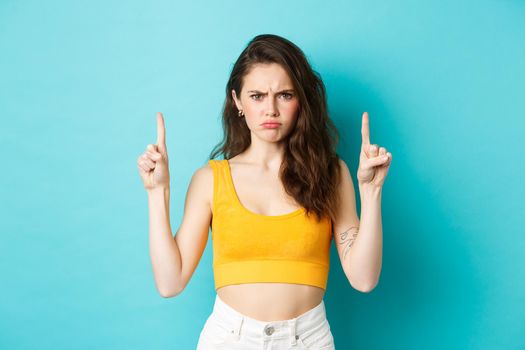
[{"left": 243, "top": 63, "right": 294, "bottom": 89}]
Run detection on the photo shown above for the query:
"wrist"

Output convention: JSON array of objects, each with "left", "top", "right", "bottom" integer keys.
[
  {"left": 358, "top": 183, "right": 382, "bottom": 199},
  {"left": 147, "top": 186, "right": 170, "bottom": 198}
]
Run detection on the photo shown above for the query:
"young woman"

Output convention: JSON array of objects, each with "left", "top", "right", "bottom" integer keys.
[{"left": 137, "top": 34, "right": 392, "bottom": 349}]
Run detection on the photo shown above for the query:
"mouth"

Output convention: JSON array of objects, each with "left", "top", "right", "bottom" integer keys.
[{"left": 261, "top": 122, "right": 281, "bottom": 129}]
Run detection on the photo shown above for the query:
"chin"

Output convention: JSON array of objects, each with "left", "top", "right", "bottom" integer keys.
[{"left": 252, "top": 131, "right": 286, "bottom": 143}]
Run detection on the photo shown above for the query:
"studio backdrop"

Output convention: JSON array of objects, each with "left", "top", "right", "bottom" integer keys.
[{"left": 1, "top": 0, "right": 524, "bottom": 349}]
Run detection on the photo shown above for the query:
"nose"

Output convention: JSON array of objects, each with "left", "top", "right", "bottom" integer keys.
[{"left": 265, "top": 95, "right": 278, "bottom": 117}]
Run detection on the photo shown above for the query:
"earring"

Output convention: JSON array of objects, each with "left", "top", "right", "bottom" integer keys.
[{"left": 238, "top": 109, "right": 244, "bottom": 117}]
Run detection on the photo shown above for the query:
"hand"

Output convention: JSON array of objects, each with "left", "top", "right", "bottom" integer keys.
[
  {"left": 137, "top": 112, "right": 171, "bottom": 191},
  {"left": 356, "top": 112, "right": 392, "bottom": 189}
]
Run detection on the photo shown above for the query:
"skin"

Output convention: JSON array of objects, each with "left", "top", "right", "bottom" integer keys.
[
  {"left": 137, "top": 62, "right": 392, "bottom": 322},
  {"left": 219, "top": 63, "right": 326, "bottom": 320}
]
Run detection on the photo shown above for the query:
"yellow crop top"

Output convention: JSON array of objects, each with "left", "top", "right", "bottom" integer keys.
[{"left": 208, "top": 159, "right": 333, "bottom": 291}]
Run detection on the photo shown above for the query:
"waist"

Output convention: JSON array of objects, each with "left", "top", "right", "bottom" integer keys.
[
  {"left": 211, "top": 291, "right": 328, "bottom": 339},
  {"left": 216, "top": 282, "right": 325, "bottom": 321}
]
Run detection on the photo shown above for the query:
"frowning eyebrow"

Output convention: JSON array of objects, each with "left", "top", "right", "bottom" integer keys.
[{"left": 246, "top": 89, "right": 295, "bottom": 94}]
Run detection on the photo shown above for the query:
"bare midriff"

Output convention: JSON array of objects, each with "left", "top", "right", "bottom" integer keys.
[{"left": 216, "top": 282, "right": 325, "bottom": 322}]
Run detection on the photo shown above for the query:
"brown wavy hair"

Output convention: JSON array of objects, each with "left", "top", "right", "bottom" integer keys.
[{"left": 209, "top": 33, "right": 342, "bottom": 223}]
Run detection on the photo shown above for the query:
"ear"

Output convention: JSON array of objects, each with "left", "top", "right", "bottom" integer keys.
[{"left": 231, "top": 89, "right": 243, "bottom": 110}]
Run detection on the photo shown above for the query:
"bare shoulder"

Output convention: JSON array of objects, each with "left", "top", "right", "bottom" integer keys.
[
  {"left": 189, "top": 161, "right": 214, "bottom": 210},
  {"left": 193, "top": 161, "right": 214, "bottom": 177},
  {"left": 338, "top": 158, "right": 351, "bottom": 175}
]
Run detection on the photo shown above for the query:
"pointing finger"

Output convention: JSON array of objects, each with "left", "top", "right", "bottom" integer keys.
[
  {"left": 361, "top": 112, "right": 371, "bottom": 146},
  {"left": 156, "top": 112, "right": 166, "bottom": 149}
]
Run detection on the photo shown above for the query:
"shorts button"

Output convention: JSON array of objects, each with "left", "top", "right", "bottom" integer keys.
[{"left": 265, "top": 326, "right": 275, "bottom": 335}]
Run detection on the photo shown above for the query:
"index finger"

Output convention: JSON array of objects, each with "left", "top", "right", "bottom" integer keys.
[
  {"left": 156, "top": 112, "right": 166, "bottom": 146},
  {"left": 361, "top": 111, "right": 371, "bottom": 146}
]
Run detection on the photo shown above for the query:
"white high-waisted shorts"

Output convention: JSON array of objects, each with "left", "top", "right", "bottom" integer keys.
[{"left": 196, "top": 294, "right": 335, "bottom": 349}]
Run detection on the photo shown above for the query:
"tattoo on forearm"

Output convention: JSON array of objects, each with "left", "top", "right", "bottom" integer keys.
[{"left": 338, "top": 226, "right": 359, "bottom": 261}]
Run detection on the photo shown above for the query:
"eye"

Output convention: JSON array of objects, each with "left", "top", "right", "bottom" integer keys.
[
  {"left": 281, "top": 93, "right": 294, "bottom": 100},
  {"left": 250, "top": 94, "right": 263, "bottom": 100}
]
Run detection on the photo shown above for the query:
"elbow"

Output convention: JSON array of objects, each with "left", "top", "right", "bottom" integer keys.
[
  {"left": 349, "top": 277, "right": 378, "bottom": 293},
  {"left": 356, "top": 283, "right": 377, "bottom": 293},
  {"left": 158, "top": 283, "right": 185, "bottom": 298},
  {"left": 157, "top": 273, "right": 186, "bottom": 298},
  {"left": 159, "top": 291, "right": 182, "bottom": 298}
]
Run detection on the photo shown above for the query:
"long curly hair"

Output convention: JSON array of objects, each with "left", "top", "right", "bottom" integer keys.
[{"left": 209, "top": 34, "right": 342, "bottom": 223}]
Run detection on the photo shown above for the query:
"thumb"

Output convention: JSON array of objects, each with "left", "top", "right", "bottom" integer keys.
[
  {"left": 156, "top": 112, "right": 167, "bottom": 154},
  {"left": 362, "top": 154, "right": 389, "bottom": 170}
]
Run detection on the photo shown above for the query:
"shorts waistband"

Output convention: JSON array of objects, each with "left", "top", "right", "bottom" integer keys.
[{"left": 211, "top": 293, "right": 327, "bottom": 343}]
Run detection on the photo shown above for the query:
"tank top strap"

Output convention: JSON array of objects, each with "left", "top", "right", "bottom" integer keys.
[{"left": 208, "top": 159, "right": 237, "bottom": 213}]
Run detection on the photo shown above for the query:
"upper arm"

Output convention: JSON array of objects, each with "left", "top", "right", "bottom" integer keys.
[
  {"left": 174, "top": 163, "right": 213, "bottom": 291},
  {"left": 333, "top": 159, "right": 360, "bottom": 280}
]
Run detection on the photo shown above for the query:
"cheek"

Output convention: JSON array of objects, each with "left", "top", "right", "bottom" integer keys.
[
  {"left": 284, "top": 101, "right": 300, "bottom": 121},
  {"left": 243, "top": 104, "right": 262, "bottom": 117},
  {"left": 243, "top": 114, "right": 258, "bottom": 129},
  {"left": 284, "top": 100, "right": 300, "bottom": 114}
]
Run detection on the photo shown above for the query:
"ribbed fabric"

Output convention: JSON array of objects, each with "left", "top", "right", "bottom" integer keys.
[{"left": 208, "top": 159, "right": 333, "bottom": 291}]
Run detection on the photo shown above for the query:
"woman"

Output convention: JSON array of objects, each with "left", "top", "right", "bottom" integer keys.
[{"left": 137, "top": 34, "right": 392, "bottom": 349}]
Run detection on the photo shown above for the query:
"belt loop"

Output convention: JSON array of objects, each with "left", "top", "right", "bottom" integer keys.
[
  {"left": 289, "top": 318, "right": 298, "bottom": 346},
  {"left": 232, "top": 316, "right": 244, "bottom": 341}
]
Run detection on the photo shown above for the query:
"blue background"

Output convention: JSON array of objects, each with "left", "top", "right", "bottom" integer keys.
[{"left": 1, "top": 0, "right": 524, "bottom": 349}]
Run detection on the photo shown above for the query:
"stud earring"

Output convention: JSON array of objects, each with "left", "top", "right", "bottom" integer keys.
[{"left": 238, "top": 109, "right": 244, "bottom": 117}]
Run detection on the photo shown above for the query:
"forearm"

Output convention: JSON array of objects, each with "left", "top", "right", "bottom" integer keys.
[
  {"left": 347, "top": 185, "right": 383, "bottom": 291},
  {"left": 147, "top": 187, "right": 182, "bottom": 297}
]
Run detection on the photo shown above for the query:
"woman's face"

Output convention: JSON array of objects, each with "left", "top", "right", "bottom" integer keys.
[{"left": 232, "top": 63, "right": 300, "bottom": 143}]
